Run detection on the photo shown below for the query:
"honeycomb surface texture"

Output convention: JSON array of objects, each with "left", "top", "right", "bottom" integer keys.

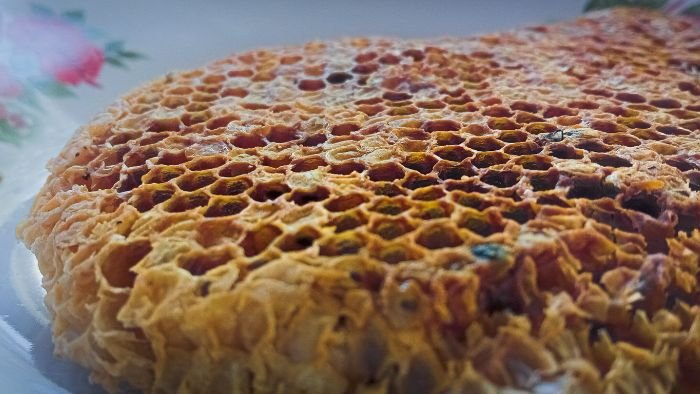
[{"left": 17, "top": 8, "right": 700, "bottom": 393}]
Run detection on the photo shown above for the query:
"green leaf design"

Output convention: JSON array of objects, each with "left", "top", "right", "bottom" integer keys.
[
  {"left": 62, "top": 10, "right": 85, "bottom": 23},
  {"left": 105, "top": 40, "right": 126, "bottom": 56},
  {"left": 683, "top": 4, "right": 700, "bottom": 16},
  {"left": 105, "top": 56, "right": 127, "bottom": 69},
  {"left": 30, "top": 3, "right": 54, "bottom": 16},
  {"left": 0, "top": 120, "right": 22, "bottom": 146},
  {"left": 584, "top": 0, "right": 668, "bottom": 12},
  {"left": 118, "top": 50, "right": 146, "bottom": 60},
  {"left": 35, "top": 81, "right": 76, "bottom": 98}
]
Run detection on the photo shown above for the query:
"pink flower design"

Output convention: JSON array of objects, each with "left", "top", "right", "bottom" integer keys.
[
  {"left": 7, "top": 15, "right": 105, "bottom": 86},
  {"left": 0, "top": 66, "right": 22, "bottom": 98}
]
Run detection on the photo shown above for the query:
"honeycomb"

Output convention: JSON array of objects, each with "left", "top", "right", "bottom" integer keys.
[{"left": 17, "top": 8, "right": 700, "bottom": 393}]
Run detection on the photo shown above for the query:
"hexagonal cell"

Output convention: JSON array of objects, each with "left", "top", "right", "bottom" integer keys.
[
  {"left": 502, "top": 202, "right": 536, "bottom": 224},
  {"left": 436, "top": 163, "right": 474, "bottom": 181},
  {"left": 100, "top": 240, "right": 151, "bottom": 288},
  {"left": 370, "top": 217, "right": 415, "bottom": 240},
  {"left": 525, "top": 122, "right": 558, "bottom": 135},
  {"left": 370, "top": 197, "right": 411, "bottom": 215},
  {"left": 276, "top": 227, "right": 320, "bottom": 252},
  {"left": 319, "top": 233, "right": 365, "bottom": 256},
  {"left": 656, "top": 125, "right": 691, "bottom": 136},
  {"left": 416, "top": 100, "right": 446, "bottom": 109},
  {"left": 452, "top": 191, "right": 492, "bottom": 210},
  {"left": 179, "top": 249, "right": 234, "bottom": 276},
  {"left": 602, "top": 105, "right": 639, "bottom": 117},
  {"left": 181, "top": 111, "right": 211, "bottom": 127},
  {"left": 536, "top": 194, "right": 571, "bottom": 207},
  {"left": 266, "top": 125, "right": 300, "bottom": 143},
  {"left": 590, "top": 153, "right": 632, "bottom": 168},
  {"left": 124, "top": 146, "right": 159, "bottom": 167},
  {"left": 289, "top": 187, "right": 331, "bottom": 205},
  {"left": 547, "top": 143, "right": 584, "bottom": 159},
  {"left": 329, "top": 161, "right": 366, "bottom": 175},
  {"left": 177, "top": 172, "right": 218, "bottom": 192},
  {"left": 210, "top": 177, "right": 253, "bottom": 196},
  {"left": 291, "top": 156, "right": 328, "bottom": 172},
  {"left": 665, "top": 156, "right": 699, "bottom": 172},
  {"left": 416, "top": 224, "right": 463, "bottom": 249},
  {"left": 567, "top": 100, "right": 599, "bottom": 110},
  {"left": 410, "top": 186, "right": 445, "bottom": 201},
  {"left": 413, "top": 200, "right": 454, "bottom": 220},
  {"left": 487, "top": 117, "right": 520, "bottom": 130},
  {"left": 480, "top": 170, "right": 521, "bottom": 188},
  {"left": 515, "top": 112, "right": 545, "bottom": 124},
  {"left": 434, "top": 132, "right": 465, "bottom": 146},
  {"left": 329, "top": 210, "right": 367, "bottom": 233},
  {"left": 565, "top": 175, "right": 618, "bottom": 200},
  {"left": 298, "top": 79, "right": 326, "bottom": 91},
  {"left": 529, "top": 170, "right": 560, "bottom": 191},
  {"left": 432, "top": 146, "right": 472, "bottom": 163},
  {"left": 482, "top": 106, "right": 513, "bottom": 117},
  {"left": 368, "top": 162, "right": 406, "bottom": 182},
  {"left": 576, "top": 139, "right": 612, "bottom": 152},
  {"left": 510, "top": 101, "right": 540, "bottom": 113},
  {"left": 331, "top": 123, "right": 360, "bottom": 136},
  {"left": 401, "top": 153, "right": 438, "bottom": 174},
  {"left": 326, "top": 72, "right": 353, "bottom": 84},
  {"left": 372, "top": 182, "right": 405, "bottom": 197},
  {"left": 325, "top": 193, "right": 368, "bottom": 212},
  {"left": 138, "top": 133, "right": 169, "bottom": 147},
  {"left": 204, "top": 196, "right": 249, "bottom": 217},
  {"left": 261, "top": 155, "right": 292, "bottom": 168},
  {"left": 221, "top": 87, "right": 249, "bottom": 98},
  {"left": 402, "top": 174, "right": 439, "bottom": 190},
  {"left": 232, "top": 133, "right": 267, "bottom": 149},
  {"left": 458, "top": 211, "right": 505, "bottom": 237},
  {"left": 543, "top": 106, "right": 576, "bottom": 118},
  {"left": 515, "top": 155, "right": 552, "bottom": 170},
  {"left": 617, "top": 117, "right": 651, "bottom": 129},
  {"left": 163, "top": 192, "right": 210, "bottom": 213},
  {"left": 240, "top": 224, "right": 283, "bottom": 257},
  {"left": 143, "top": 166, "right": 185, "bottom": 184},
  {"left": 351, "top": 62, "right": 379, "bottom": 74},
  {"left": 423, "top": 119, "right": 461, "bottom": 132},
  {"left": 471, "top": 151, "right": 510, "bottom": 168},
  {"left": 185, "top": 155, "right": 226, "bottom": 171},
  {"left": 148, "top": 117, "right": 182, "bottom": 133},
  {"left": 503, "top": 141, "right": 542, "bottom": 156},
  {"left": 375, "top": 242, "right": 421, "bottom": 264},
  {"left": 302, "top": 133, "right": 327, "bottom": 147},
  {"left": 250, "top": 182, "right": 291, "bottom": 202},
  {"left": 466, "top": 136, "right": 505, "bottom": 151},
  {"left": 157, "top": 150, "right": 189, "bottom": 166},
  {"left": 379, "top": 53, "right": 401, "bottom": 64},
  {"left": 218, "top": 162, "right": 255, "bottom": 178},
  {"left": 602, "top": 134, "right": 641, "bottom": 147},
  {"left": 621, "top": 192, "right": 661, "bottom": 218},
  {"left": 117, "top": 165, "right": 148, "bottom": 192},
  {"left": 497, "top": 130, "right": 528, "bottom": 143},
  {"left": 615, "top": 92, "right": 646, "bottom": 103}
]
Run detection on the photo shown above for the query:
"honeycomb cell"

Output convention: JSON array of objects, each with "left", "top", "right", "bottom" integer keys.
[
  {"left": 329, "top": 210, "right": 367, "bottom": 232},
  {"left": 529, "top": 170, "right": 560, "bottom": 191},
  {"left": 458, "top": 210, "right": 504, "bottom": 237},
  {"left": 526, "top": 122, "right": 558, "bottom": 135},
  {"left": 432, "top": 146, "right": 472, "bottom": 162},
  {"left": 329, "top": 161, "right": 366, "bottom": 175},
  {"left": 179, "top": 249, "right": 233, "bottom": 276},
  {"left": 100, "top": 240, "right": 151, "bottom": 288},
  {"left": 416, "top": 224, "right": 463, "bottom": 249},
  {"left": 436, "top": 163, "right": 474, "bottom": 180},
  {"left": 267, "top": 125, "right": 300, "bottom": 143},
  {"left": 210, "top": 177, "right": 253, "bottom": 195},
  {"left": 319, "top": 233, "right": 364, "bottom": 256},
  {"left": 471, "top": 151, "right": 510, "bottom": 168},
  {"left": 543, "top": 106, "right": 576, "bottom": 118},
  {"left": 576, "top": 139, "right": 613, "bottom": 152},
  {"left": 204, "top": 197, "right": 248, "bottom": 217},
  {"left": 298, "top": 79, "right": 326, "bottom": 91},
  {"left": 590, "top": 153, "right": 632, "bottom": 168},
  {"left": 434, "top": 132, "right": 465, "bottom": 145},
  {"left": 591, "top": 120, "right": 626, "bottom": 133},
  {"left": 402, "top": 174, "right": 439, "bottom": 190},
  {"left": 602, "top": 134, "right": 641, "bottom": 147},
  {"left": 250, "top": 182, "right": 291, "bottom": 202},
  {"left": 219, "top": 162, "right": 255, "bottom": 177},
  {"left": 423, "top": 119, "right": 461, "bottom": 132},
  {"left": 302, "top": 133, "right": 328, "bottom": 147},
  {"left": 466, "top": 136, "right": 505, "bottom": 151},
  {"left": 657, "top": 125, "right": 690, "bottom": 136},
  {"left": 276, "top": 227, "right": 320, "bottom": 252},
  {"left": 515, "top": 155, "right": 552, "bottom": 170},
  {"left": 487, "top": 117, "right": 520, "bottom": 130},
  {"left": 480, "top": 169, "right": 521, "bottom": 188},
  {"left": 615, "top": 92, "right": 646, "bottom": 103},
  {"left": 177, "top": 172, "right": 218, "bottom": 192},
  {"left": 240, "top": 224, "right": 282, "bottom": 256},
  {"left": 368, "top": 162, "right": 405, "bottom": 182},
  {"left": 503, "top": 141, "right": 542, "bottom": 156},
  {"left": 325, "top": 194, "right": 367, "bottom": 212},
  {"left": 289, "top": 187, "right": 331, "bottom": 205},
  {"left": 163, "top": 192, "right": 210, "bottom": 213},
  {"left": 510, "top": 101, "right": 540, "bottom": 113},
  {"left": 402, "top": 153, "right": 438, "bottom": 174},
  {"left": 650, "top": 98, "right": 682, "bottom": 109},
  {"left": 291, "top": 156, "right": 327, "bottom": 172},
  {"left": 370, "top": 217, "right": 415, "bottom": 240},
  {"left": 370, "top": 197, "right": 411, "bottom": 215},
  {"left": 232, "top": 133, "right": 267, "bottom": 149},
  {"left": 261, "top": 155, "right": 292, "bottom": 168},
  {"left": 326, "top": 72, "right": 353, "bottom": 84}
]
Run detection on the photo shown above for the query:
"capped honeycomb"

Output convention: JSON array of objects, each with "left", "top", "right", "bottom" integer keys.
[{"left": 17, "top": 7, "right": 700, "bottom": 394}]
